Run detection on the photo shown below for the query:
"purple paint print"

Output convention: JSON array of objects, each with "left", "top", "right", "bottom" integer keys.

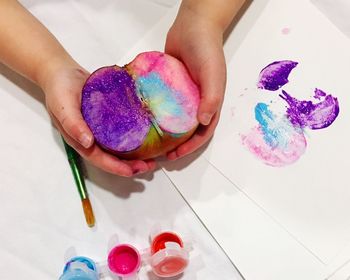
[
  {"left": 280, "top": 89, "right": 339, "bottom": 130},
  {"left": 257, "top": 60, "right": 298, "bottom": 91},
  {"left": 243, "top": 59, "right": 341, "bottom": 167},
  {"left": 313, "top": 88, "right": 327, "bottom": 100}
]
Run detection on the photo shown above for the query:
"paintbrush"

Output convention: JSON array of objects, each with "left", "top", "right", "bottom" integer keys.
[{"left": 62, "top": 138, "right": 95, "bottom": 227}]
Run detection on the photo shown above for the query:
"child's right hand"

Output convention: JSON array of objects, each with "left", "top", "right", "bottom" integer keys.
[{"left": 40, "top": 61, "right": 156, "bottom": 176}]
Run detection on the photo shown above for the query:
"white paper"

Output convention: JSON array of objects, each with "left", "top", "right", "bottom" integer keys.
[{"left": 205, "top": 0, "right": 350, "bottom": 265}]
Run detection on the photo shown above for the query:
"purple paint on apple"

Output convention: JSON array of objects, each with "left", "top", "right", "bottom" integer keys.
[{"left": 82, "top": 67, "right": 151, "bottom": 152}]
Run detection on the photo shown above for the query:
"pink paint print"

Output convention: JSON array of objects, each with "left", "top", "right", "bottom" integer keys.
[
  {"left": 282, "top": 27, "right": 291, "bottom": 35},
  {"left": 242, "top": 103, "right": 307, "bottom": 167}
]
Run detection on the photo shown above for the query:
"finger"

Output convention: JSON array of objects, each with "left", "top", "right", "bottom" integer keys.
[
  {"left": 167, "top": 151, "right": 178, "bottom": 161},
  {"left": 65, "top": 135, "right": 133, "bottom": 177},
  {"left": 164, "top": 29, "right": 178, "bottom": 57},
  {"left": 52, "top": 112, "right": 156, "bottom": 176},
  {"left": 123, "top": 159, "right": 155, "bottom": 175},
  {"left": 146, "top": 160, "right": 157, "bottom": 171},
  {"left": 196, "top": 53, "right": 226, "bottom": 126},
  {"left": 49, "top": 93, "right": 94, "bottom": 148},
  {"left": 52, "top": 115, "right": 134, "bottom": 177},
  {"left": 167, "top": 113, "right": 220, "bottom": 160},
  {"left": 63, "top": 112, "right": 93, "bottom": 149}
]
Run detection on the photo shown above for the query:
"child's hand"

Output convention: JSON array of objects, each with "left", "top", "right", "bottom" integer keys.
[
  {"left": 165, "top": 8, "right": 227, "bottom": 160},
  {"left": 165, "top": 0, "right": 245, "bottom": 160},
  {"left": 0, "top": 1, "right": 156, "bottom": 176},
  {"left": 41, "top": 61, "right": 156, "bottom": 176}
]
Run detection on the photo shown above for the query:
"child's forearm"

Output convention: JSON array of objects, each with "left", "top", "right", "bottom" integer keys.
[
  {"left": 0, "top": 0, "right": 78, "bottom": 87},
  {"left": 179, "top": 0, "right": 246, "bottom": 33}
]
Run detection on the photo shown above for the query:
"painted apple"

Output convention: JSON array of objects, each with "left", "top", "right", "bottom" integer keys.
[{"left": 81, "top": 51, "right": 200, "bottom": 160}]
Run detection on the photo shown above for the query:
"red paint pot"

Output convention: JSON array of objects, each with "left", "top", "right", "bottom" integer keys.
[{"left": 150, "top": 232, "right": 189, "bottom": 278}]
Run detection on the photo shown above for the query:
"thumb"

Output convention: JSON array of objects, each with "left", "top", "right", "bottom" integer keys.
[
  {"left": 51, "top": 101, "right": 93, "bottom": 149},
  {"left": 196, "top": 55, "right": 226, "bottom": 126}
]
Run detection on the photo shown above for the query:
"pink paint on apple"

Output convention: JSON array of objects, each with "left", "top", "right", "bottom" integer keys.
[{"left": 128, "top": 52, "right": 199, "bottom": 133}]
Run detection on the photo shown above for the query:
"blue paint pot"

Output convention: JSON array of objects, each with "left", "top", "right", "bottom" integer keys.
[{"left": 59, "top": 256, "right": 99, "bottom": 280}]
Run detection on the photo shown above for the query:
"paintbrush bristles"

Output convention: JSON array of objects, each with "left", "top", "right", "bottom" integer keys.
[{"left": 82, "top": 198, "right": 95, "bottom": 227}]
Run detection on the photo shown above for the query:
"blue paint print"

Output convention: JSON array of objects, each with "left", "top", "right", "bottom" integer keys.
[
  {"left": 255, "top": 103, "right": 279, "bottom": 148},
  {"left": 255, "top": 103, "right": 300, "bottom": 149}
]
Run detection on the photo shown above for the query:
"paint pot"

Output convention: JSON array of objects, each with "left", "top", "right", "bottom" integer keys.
[
  {"left": 149, "top": 232, "right": 189, "bottom": 278},
  {"left": 59, "top": 256, "right": 99, "bottom": 280},
  {"left": 108, "top": 244, "right": 141, "bottom": 279}
]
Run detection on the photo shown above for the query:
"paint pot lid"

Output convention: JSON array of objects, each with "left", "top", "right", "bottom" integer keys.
[
  {"left": 150, "top": 241, "right": 189, "bottom": 277},
  {"left": 59, "top": 256, "right": 99, "bottom": 280},
  {"left": 107, "top": 244, "right": 141, "bottom": 279}
]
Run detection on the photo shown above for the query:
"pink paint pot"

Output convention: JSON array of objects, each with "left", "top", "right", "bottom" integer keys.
[
  {"left": 149, "top": 232, "right": 189, "bottom": 278},
  {"left": 108, "top": 244, "right": 141, "bottom": 279}
]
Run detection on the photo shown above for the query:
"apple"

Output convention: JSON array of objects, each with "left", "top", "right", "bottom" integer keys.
[{"left": 81, "top": 51, "right": 200, "bottom": 160}]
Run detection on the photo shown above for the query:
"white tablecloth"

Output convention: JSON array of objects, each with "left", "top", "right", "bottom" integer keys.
[
  {"left": 0, "top": 1, "right": 242, "bottom": 279},
  {"left": 311, "top": 0, "right": 350, "bottom": 39}
]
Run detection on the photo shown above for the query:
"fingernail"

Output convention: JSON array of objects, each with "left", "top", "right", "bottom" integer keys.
[
  {"left": 200, "top": 113, "right": 212, "bottom": 125},
  {"left": 133, "top": 168, "right": 140, "bottom": 174},
  {"left": 168, "top": 152, "right": 177, "bottom": 161},
  {"left": 79, "top": 133, "right": 92, "bottom": 148},
  {"left": 133, "top": 168, "right": 145, "bottom": 175}
]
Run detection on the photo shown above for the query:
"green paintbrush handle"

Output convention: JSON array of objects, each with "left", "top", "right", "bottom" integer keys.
[{"left": 62, "top": 138, "right": 87, "bottom": 200}]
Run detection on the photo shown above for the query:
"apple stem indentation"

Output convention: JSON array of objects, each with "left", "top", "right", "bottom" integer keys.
[
  {"left": 150, "top": 118, "right": 164, "bottom": 137},
  {"left": 138, "top": 89, "right": 164, "bottom": 137}
]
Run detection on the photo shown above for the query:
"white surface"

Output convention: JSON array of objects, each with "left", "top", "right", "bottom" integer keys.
[
  {"left": 328, "top": 258, "right": 350, "bottom": 280},
  {"left": 0, "top": 1, "right": 242, "bottom": 279},
  {"left": 311, "top": 0, "right": 350, "bottom": 39},
  {"left": 156, "top": 0, "right": 350, "bottom": 279}
]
